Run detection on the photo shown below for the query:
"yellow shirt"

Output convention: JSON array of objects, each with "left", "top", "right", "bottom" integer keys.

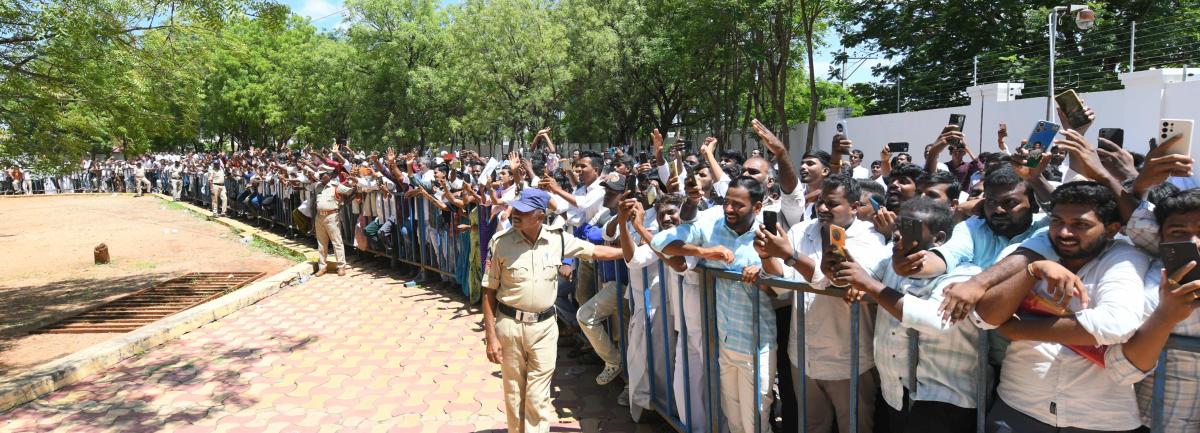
[{"left": 482, "top": 226, "right": 595, "bottom": 313}]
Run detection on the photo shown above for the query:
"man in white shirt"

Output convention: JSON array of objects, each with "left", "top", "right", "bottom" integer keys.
[
  {"left": 969, "top": 181, "right": 1150, "bottom": 432},
  {"left": 832, "top": 197, "right": 986, "bottom": 433},
  {"left": 756, "top": 174, "right": 888, "bottom": 433},
  {"left": 617, "top": 194, "right": 687, "bottom": 417},
  {"left": 850, "top": 150, "right": 870, "bottom": 179}
]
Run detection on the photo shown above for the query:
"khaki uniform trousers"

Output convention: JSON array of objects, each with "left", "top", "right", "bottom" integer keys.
[
  {"left": 211, "top": 184, "right": 228, "bottom": 214},
  {"left": 135, "top": 176, "right": 151, "bottom": 194},
  {"left": 314, "top": 211, "right": 345, "bottom": 266},
  {"left": 497, "top": 314, "right": 558, "bottom": 433},
  {"left": 170, "top": 179, "right": 181, "bottom": 200}
]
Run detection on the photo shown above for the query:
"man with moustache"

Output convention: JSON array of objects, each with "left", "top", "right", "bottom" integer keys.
[{"left": 481, "top": 188, "right": 624, "bottom": 433}]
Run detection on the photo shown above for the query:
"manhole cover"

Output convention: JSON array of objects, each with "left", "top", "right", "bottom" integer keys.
[{"left": 34, "top": 272, "right": 265, "bottom": 334}]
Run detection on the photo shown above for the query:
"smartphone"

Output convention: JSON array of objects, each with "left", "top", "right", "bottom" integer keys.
[
  {"left": 625, "top": 173, "right": 637, "bottom": 193},
  {"left": 947, "top": 114, "right": 967, "bottom": 146},
  {"left": 1158, "top": 119, "right": 1195, "bottom": 158},
  {"left": 763, "top": 211, "right": 778, "bottom": 234},
  {"left": 887, "top": 142, "right": 910, "bottom": 153},
  {"left": 899, "top": 217, "right": 924, "bottom": 253},
  {"left": 868, "top": 196, "right": 881, "bottom": 212},
  {"left": 1055, "top": 89, "right": 1092, "bottom": 129},
  {"left": 1098, "top": 128, "right": 1125, "bottom": 148},
  {"left": 835, "top": 121, "right": 849, "bottom": 139},
  {"left": 826, "top": 225, "right": 848, "bottom": 262},
  {"left": 1162, "top": 242, "right": 1200, "bottom": 286},
  {"left": 1023, "top": 121, "right": 1061, "bottom": 168}
]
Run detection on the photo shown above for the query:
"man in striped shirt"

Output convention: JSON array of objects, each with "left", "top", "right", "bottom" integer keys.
[
  {"left": 832, "top": 196, "right": 986, "bottom": 433},
  {"left": 652, "top": 176, "right": 777, "bottom": 433}
]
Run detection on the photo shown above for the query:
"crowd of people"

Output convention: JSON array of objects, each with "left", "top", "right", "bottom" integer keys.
[{"left": 5, "top": 98, "right": 1199, "bottom": 433}]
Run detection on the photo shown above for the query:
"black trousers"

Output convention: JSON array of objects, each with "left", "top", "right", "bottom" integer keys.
[
  {"left": 775, "top": 303, "right": 798, "bottom": 432},
  {"left": 986, "top": 398, "right": 1139, "bottom": 433},
  {"left": 885, "top": 388, "right": 977, "bottom": 433}
]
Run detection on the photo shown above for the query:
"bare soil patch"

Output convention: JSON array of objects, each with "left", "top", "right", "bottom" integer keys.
[{"left": 0, "top": 194, "right": 295, "bottom": 377}]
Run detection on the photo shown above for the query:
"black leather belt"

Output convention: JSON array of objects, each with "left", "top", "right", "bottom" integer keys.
[{"left": 498, "top": 303, "right": 555, "bottom": 323}]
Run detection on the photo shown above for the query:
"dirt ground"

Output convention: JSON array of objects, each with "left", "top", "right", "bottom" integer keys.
[{"left": 0, "top": 194, "right": 296, "bottom": 378}]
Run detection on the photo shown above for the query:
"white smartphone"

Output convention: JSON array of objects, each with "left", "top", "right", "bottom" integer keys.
[
  {"left": 1159, "top": 119, "right": 1195, "bottom": 157},
  {"left": 835, "top": 120, "right": 849, "bottom": 139}
]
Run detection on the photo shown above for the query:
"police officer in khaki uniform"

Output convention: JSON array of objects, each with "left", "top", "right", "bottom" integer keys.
[
  {"left": 208, "top": 161, "right": 228, "bottom": 216},
  {"left": 169, "top": 161, "right": 183, "bottom": 201},
  {"left": 482, "top": 188, "right": 623, "bottom": 433},
  {"left": 133, "top": 160, "right": 151, "bottom": 196},
  {"left": 311, "top": 167, "right": 355, "bottom": 277}
]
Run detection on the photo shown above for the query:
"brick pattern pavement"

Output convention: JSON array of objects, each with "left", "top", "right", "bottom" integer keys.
[{"left": 0, "top": 265, "right": 665, "bottom": 433}]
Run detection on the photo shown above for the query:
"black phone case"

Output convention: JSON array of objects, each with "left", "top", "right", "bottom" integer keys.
[
  {"left": 763, "top": 211, "right": 778, "bottom": 234},
  {"left": 1163, "top": 242, "right": 1200, "bottom": 285}
]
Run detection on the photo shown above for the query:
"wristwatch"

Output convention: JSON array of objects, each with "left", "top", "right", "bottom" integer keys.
[{"left": 784, "top": 251, "right": 798, "bottom": 268}]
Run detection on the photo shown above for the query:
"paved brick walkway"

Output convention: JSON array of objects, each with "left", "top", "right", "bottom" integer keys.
[{"left": 0, "top": 265, "right": 664, "bottom": 433}]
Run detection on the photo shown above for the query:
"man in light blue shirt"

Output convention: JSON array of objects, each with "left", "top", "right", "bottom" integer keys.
[
  {"left": 895, "top": 166, "right": 1048, "bottom": 278},
  {"left": 652, "top": 176, "right": 777, "bottom": 433}
]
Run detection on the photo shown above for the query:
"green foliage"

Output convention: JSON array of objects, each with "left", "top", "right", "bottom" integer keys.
[
  {"left": 3, "top": 0, "right": 867, "bottom": 170},
  {"left": 838, "top": 1, "right": 1200, "bottom": 114}
]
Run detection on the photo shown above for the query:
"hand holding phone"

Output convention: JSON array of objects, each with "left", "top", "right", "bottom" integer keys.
[
  {"left": 899, "top": 217, "right": 924, "bottom": 254},
  {"left": 763, "top": 211, "right": 779, "bottom": 235},
  {"left": 1157, "top": 119, "right": 1195, "bottom": 159},
  {"left": 1023, "top": 121, "right": 1062, "bottom": 168},
  {"left": 887, "top": 142, "right": 909, "bottom": 153},
  {"left": 1055, "top": 90, "right": 1092, "bottom": 130},
  {"left": 1162, "top": 241, "right": 1200, "bottom": 286},
  {"left": 1098, "top": 128, "right": 1125, "bottom": 148}
]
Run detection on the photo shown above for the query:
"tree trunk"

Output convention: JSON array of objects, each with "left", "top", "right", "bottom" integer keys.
[{"left": 804, "top": 24, "right": 820, "bottom": 153}]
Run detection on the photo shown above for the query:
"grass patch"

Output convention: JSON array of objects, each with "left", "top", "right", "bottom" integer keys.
[{"left": 249, "top": 237, "right": 305, "bottom": 262}]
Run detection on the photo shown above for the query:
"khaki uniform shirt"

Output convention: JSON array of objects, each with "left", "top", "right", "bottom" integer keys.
[
  {"left": 134, "top": 166, "right": 146, "bottom": 178},
  {"left": 314, "top": 182, "right": 353, "bottom": 212},
  {"left": 209, "top": 169, "right": 226, "bottom": 184},
  {"left": 482, "top": 226, "right": 595, "bottom": 313}
]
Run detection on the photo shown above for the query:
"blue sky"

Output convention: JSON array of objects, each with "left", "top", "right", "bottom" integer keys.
[{"left": 280, "top": 0, "right": 886, "bottom": 84}]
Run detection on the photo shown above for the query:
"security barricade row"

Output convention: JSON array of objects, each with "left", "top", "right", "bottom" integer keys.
[{"left": 157, "top": 178, "right": 1196, "bottom": 433}]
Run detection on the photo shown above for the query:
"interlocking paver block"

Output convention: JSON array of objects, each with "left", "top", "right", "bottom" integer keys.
[{"left": 0, "top": 263, "right": 666, "bottom": 432}]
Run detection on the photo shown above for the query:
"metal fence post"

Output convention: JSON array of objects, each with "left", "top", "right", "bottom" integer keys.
[{"left": 849, "top": 300, "right": 860, "bottom": 433}]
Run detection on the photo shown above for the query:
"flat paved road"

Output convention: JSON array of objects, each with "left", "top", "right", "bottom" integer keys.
[{"left": 1, "top": 265, "right": 663, "bottom": 433}]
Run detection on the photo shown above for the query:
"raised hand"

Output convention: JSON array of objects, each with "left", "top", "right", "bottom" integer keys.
[
  {"left": 701, "top": 137, "right": 718, "bottom": 155},
  {"left": 1053, "top": 129, "right": 1107, "bottom": 182},
  {"left": 751, "top": 119, "right": 787, "bottom": 156},
  {"left": 1158, "top": 262, "right": 1200, "bottom": 324},
  {"left": 1135, "top": 134, "right": 1195, "bottom": 195},
  {"left": 1096, "top": 138, "right": 1137, "bottom": 182},
  {"left": 651, "top": 129, "right": 664, "bottom": 154},
  {"left": 1010, "top": 146, "right": 1052, "bottom": 182},
  {"left": 872, "top": 207, "right": 897, "bottom": 242},
  {"left": 754, "top": 223, "right": 793, "bottom": 261}
]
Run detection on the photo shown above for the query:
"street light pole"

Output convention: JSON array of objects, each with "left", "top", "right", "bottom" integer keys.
[{"left": 1047, "top": 5, "right": 1094, "bottom": 121}]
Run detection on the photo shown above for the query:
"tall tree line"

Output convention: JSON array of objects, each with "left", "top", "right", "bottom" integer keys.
[{"left": 1, "top": 0, "right": 866, "bottom": 172}]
